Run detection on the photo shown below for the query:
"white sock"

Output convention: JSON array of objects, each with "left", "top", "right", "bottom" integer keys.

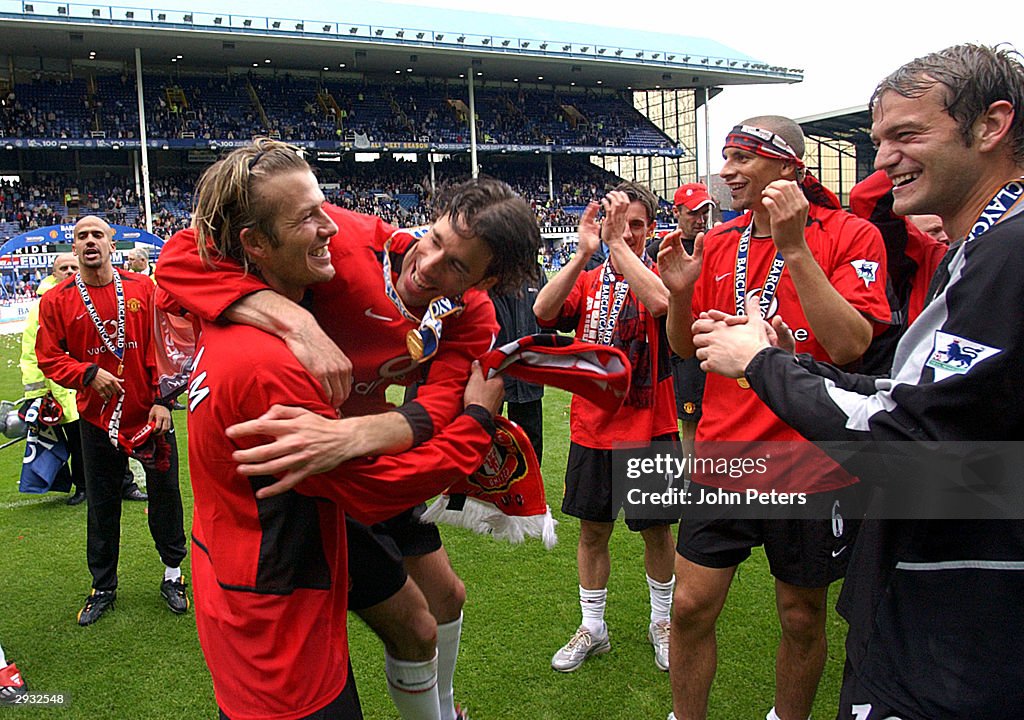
[
  {"left": 436, "top": 613, "right": 463, "bottom": 720},
  {"left": 164, "top": 565, "right": 181, "bottom": 582},
  {"left": 767, "top": 707, "right": 810, "bottom": 720},
  {"left": 385, "top": 651, "right": 440, "bottom": 720},
  {"left": 647, "top": 574, "right": 674, "bottom": 625},
  {"left": 0, "top": 642, "right": 7, "bottom": 666},
  {"left": 579, "top": 585, "right": 608, "bottom": 636}
]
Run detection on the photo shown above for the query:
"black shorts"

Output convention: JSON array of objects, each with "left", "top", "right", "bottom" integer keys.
[
  {"left": 671, "top": 355, "right": 705, "bottom": 422},
  {"left": 219, "top": 661, "right": 361, "bottom": 719},
  {"left": 346, "top": 505, "right": 443, "bottom": 611},
  {"left": 676, "top": 485, "right": 861, "bottom": 587},
  {"left": 836, "top": 659, "right": 910, "bottom": 720},
  {"left": 562, "top": 434, "right": 679, "bottom": 532}
]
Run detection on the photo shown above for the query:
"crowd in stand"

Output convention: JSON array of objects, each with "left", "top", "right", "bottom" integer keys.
[
  {"left": 0, "top": 153, "right": 661, "bottom": 245},
  {"left": 1, "top": 71, "right": 678, "bottom": 151}
]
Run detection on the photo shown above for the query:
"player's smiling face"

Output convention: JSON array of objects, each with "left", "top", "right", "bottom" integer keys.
[
  {"left": 719, "top": 147, "right": 787, "bottom": 213},
  {"left": 397, "top": 213, "right": 496, "bottom": 308},
  {"left": 246, "top": 169, "right": 337, "bottom": 301},
  {"left": 871, "top": 84, "right": 981, "bottom": 221}
]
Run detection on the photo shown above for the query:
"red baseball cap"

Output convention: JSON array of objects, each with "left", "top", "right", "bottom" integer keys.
[{"left": 673, "top": 182, "right": 715, "bottom": 212}]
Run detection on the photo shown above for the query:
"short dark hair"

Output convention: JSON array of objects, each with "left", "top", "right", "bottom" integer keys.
[
  {"left": 738, "top": 115, "right": 806, "bottom": 160},
  {"left": 870, "top": 43, "right": 1024, "bottom": 162},
  {"left": 611, "top": 180, "right": 659, "bottom": 224},
  {"left": 432, "top": 176, "right": 542, "bottom": 293}
]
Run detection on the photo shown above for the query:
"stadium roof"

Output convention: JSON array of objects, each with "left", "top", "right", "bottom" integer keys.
[
  {"left": 797, "top": 105, "right": 873, "bottom": 146},
  {"left": 0, "top": 0, "right": 803, "bottom": 91}
]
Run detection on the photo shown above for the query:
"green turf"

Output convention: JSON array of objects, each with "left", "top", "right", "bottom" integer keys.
[{"left": 0, "top": 331, "right": 848, "bottom": 719}]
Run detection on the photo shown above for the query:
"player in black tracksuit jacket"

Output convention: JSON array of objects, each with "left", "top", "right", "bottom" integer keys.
[{"left": 740, "top": 205, "right": 1024, "bottom": 719}]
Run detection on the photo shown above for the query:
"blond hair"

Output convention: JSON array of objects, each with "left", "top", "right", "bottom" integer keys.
[{"left": 192, "top": 137, "right": 311, "bottom": 270}]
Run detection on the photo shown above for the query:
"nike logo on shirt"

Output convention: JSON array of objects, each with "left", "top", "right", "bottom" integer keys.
[
  {"left": 364, "top": 308, "right": 394, "bottom": 322},
  {"left": 715, "top": 272, "right": 732, "bottom": 282}
]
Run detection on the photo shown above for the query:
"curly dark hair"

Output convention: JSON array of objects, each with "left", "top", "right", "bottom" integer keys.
[{"left": 431, "top": 175, "right": 542, "bottom": 293}]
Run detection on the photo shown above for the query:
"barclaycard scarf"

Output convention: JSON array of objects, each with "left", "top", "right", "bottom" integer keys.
[{"left": 725, "top": 124, "right": 842, "bottom": 210}]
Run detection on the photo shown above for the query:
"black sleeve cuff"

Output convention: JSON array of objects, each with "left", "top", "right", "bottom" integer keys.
[
  {"left": 82, "top": 364, "right": 99, "bottom": 387},
  {"left": 394, "top": 401, "right": 434, "bottom": 447},
  {"left": 463, "top": 404, "right": 497, "bottom": 437}
]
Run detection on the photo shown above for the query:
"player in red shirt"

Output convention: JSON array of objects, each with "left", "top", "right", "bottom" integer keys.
[
  {"left": 659, "top": 117, "right": 889, "bottom": 720},
  {"left": 157, "top": 149, "right": 540, "bottom": 720},
  {"left": 184, "top": 139, "right": 504, "bottom": 719},
  {"left": 36, "top": 215, "right": 188, "bottom": 626},
  {"left": 535, "top": 182, "right": 678, "bottom": 674}
]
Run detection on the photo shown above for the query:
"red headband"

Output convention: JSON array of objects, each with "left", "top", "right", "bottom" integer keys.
[
  {"left": 724, "top": 124, "right": 806, "bottom": 168},
  {"left": 724, "top": 124, "right": 841, "bottom": 210}
]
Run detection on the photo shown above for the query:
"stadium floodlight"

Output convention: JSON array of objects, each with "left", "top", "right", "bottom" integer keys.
[
  {"left": 416, "top": 32, "right": 424, "bottom": 39},
  {"left": 701, "top": 58, "right": 708, "bottom": 63},
  {"left": 91, "top": 8, "right": 100, "bottom": 16},
  {"left": 183, "top": 14, "right": 192, "bottom": 22},
  {"left": 682, "top": 55, "right": 690, "bottom": 61},
  {"left": 435, "top": 34, "right": 443, "bottom": 41},
  {"left": 271, "top": 20, "right": 280, "bottom": 28},
  {"left": 24, "top": 4, "right": 33, "bottom": 12},
  {"left": 501, "top": 40, "right": 509, "bottom": 46},
  {"left": 349, "top": 27, "right": 357, "bottom": 33},
  {"left": 729, "top": 61, "right": 737, "bottom": 66},
  {"left": 57, "top": 5, "right": 66, "bottom": 13},
  {"left": 457, "top": 36, "right": 465, "bottom": 43},
  {"left": 521, "top": 41, "right": 529, "bottom": 48},
  {"left": 295, "top": 22, "right": 303, "bottom": 30},
  {"left": 481, "top": 38, "right": 490, "bottom": 45},
  {"left": 651, "top": 53, "right": 659, "bottom": 59},
  {"left": 243, "top": 19, "right": 251, "bottom": 26},
  {"left": 125, "top": 10, "right": 133, "bottom": 18},
  {"left": 375, "top": 28, "right": 383, "bottom": 36},
  {"left": 597, "top": 48, "right": 606, "bottom": 54},
  {"left": 214, "top": 16, "right": 223, "bottom": 24},
  {"left": 539, "top": 42, "right": 547, "bottom": 49},
  {"left": 614, "top": 49, "right": 623, "bottom": 56},
  {"left": 562, "top": 45, "right": 570, "bottom": 51},
  {"left": 323, "top": 24, "right": 332, "bottom": 32},
  {"left": 715, "top": 59, "right": 723, "bottom": 65},
  {"left": 579, "top": 46, "right": 588, "bottom": 52},
  {"left": 395, "top": 30, "right": 404, "bottom": 37},
  {"left": 157, "top": 13, "right": 166, "bottom": 20}
]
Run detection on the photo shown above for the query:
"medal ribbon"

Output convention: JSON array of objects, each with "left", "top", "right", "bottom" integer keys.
[
  {"left": 75, "top": 270, "right": 126, "bottom": 446},
  {"left": 582, "top": 259, "right": 630, "bottom": 346},
  {"left": 733, "top": 221, "right": 785, "bottom": 317},
  {"left": 927, "top": 178, "right": 1024, "bottom": 305},
  {"left": 965, "top": 178, "right": 1024, "bottom": 243},
  {"left": 381, "top": 232, "right": 464, "bottom": 363}
]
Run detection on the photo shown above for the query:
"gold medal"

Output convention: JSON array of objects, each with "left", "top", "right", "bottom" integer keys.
[
  {"left": 406, "top": 330, "right": 424, "bottom": 361},
  {"left": 737, "top": 377, "right": 750, "bottom": 389},
  {"left": 117, "top": 362, "right": 124, "bottom": 376}
]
